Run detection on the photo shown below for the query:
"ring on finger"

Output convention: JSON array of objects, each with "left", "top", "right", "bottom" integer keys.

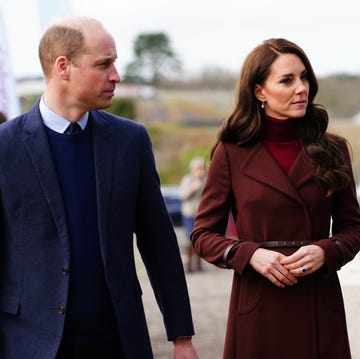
[{"left": 301, "top": 266, "right": 307, "bottom": 273}]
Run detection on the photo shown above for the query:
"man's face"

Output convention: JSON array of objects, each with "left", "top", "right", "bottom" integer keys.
[{"left": 68, "top": 25, "right": 120, "bottom": 111}]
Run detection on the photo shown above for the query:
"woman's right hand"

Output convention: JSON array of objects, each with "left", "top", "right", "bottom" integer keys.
[{"left": 249, "top": 248, "right": 298, "bottom": 288}]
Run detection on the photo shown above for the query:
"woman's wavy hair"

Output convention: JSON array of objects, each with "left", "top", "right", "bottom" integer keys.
[{"left": 213, "top": 38, "right": 352, "bottom": 196}]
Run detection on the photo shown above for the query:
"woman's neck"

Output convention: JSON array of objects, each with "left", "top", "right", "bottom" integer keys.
[{"left": 262, "top": 114, "right": 298, "bottom": 142}]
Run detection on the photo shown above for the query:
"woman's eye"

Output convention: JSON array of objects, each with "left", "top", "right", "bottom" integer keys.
[
  {"left": 301, "top": 74, "right": 309, "bottom": 80},
  {"left": 281, "top": 78, "right": 291, "bottom": 84}
]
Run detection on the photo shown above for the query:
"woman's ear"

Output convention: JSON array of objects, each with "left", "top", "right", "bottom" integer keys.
[{"left": 254, "top": 84, "right": 264, "bottom": 102}]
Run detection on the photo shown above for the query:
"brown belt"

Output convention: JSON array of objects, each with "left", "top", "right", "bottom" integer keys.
[{"left": 260, "top": 240, "right": 314, "bottom": 248}]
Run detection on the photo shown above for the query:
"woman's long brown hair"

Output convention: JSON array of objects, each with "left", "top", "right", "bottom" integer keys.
[{"left": 212, "top": 38, "right": 352, "bottom": 196}]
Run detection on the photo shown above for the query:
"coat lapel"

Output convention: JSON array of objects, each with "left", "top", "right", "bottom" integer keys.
[
  {"left": 21, "top": 104, "right": 70, "bottom": 253},
  {"left": 239, "top": 143, "right": 315, "bottom": 205},
  {"left": 288, "top": 150, "right": 316, "bottom": 188}
]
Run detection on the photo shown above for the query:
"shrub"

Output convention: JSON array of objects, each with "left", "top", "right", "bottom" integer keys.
[{"left": 105, "top": 97, "right": 136, "bottom": 119}]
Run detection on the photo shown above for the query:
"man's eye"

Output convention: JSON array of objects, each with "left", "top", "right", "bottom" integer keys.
[{"left": 99, "top": 61, "right": 111, "bottom": 68}]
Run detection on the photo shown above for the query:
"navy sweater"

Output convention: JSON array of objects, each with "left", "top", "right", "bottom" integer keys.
[{"left": 46, "top": 124, "right": 118, "bottom": 343}]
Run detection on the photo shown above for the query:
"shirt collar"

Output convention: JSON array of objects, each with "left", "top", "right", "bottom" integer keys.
[{"left": 39, "top": 96, "right": 89, "bottom": 134}]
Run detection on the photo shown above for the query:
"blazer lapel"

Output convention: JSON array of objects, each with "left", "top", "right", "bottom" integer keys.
[
  {"left": 90, "top": 112, "right": 114, "bottom": 257},
  {"left": 21, "top": 104, "right": 70, "bottom": 253}
]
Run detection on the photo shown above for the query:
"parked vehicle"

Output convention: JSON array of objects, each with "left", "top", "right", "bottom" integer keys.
[{"left": 161, "top": 185, "right": 182, "bottom": 227}]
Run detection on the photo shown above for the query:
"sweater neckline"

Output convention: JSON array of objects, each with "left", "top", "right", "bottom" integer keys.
[{"left": 262, "top": 115, "right": 299, "bottom": 143}]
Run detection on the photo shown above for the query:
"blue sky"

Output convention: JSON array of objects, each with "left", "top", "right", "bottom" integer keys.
[{"left": 1, "top": 0, "right": 360, "bottom": 79}]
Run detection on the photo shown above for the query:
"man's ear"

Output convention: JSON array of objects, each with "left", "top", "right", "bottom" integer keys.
[{"left": 56, "top": 56, "right": 70, "bottom": 80}]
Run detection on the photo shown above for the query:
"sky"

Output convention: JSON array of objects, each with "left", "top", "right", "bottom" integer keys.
[{"left": 1, "top": 0, "right": 360, "bottom": 79}]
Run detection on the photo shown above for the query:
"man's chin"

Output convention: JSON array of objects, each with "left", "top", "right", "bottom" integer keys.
[{"left": 93, "top": 99, "right": 113, "bottom": 111}]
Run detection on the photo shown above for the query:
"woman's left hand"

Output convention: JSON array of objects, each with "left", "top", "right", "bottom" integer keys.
[{"left": 280, "top": 245, "right": 325, "bottom": 276}]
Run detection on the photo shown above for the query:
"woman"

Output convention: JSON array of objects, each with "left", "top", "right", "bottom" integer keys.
[{"left": 191, "top": 38, "right": 360, "bottom": 359}]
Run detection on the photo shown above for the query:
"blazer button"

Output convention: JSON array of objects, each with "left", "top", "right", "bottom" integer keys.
[
  {"left": 62, "top": 267, "right": 69, "bottom": 276},
  {"left": 58, "top": 306, "right": 66, "bottom": 315}
]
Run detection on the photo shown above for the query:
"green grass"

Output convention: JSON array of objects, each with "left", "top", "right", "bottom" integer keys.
[{"left": 145, "top": 123, "right": 216, "bottom": 184}]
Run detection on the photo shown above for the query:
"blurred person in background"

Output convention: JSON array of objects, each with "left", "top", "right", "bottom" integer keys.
[
  {"left": 191, "top": 38, "right": 360, "bottom": 359},
  {"left": 0, "top": 16, "right": 198, "bottom": 359},
  {"left": 179, "top": 157, "right": 206, "bottom": 272}
]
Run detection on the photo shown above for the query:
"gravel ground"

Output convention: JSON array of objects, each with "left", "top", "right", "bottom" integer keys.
[
  {"left": 137, "top": 228, "right": 360, "bottom": 359},
  {"left": 137, "top": 227, "right": 231, "bottom": 358},
  {"left": 140, "top": 265, "right": 232, "bottom": 358}
]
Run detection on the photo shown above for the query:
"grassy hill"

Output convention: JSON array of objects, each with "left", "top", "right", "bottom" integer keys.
[
  {"left": 317, "top": 75, "right": 360, "bottom": 118},
  {"left": 136, "top": 89, "right": 360, "bottom": 185},
  {"left": 18, "top": 76, "right": 360, "bottom": 185},
  {"left": 329, "top": 122, "right": 360, "bottom": 183}
]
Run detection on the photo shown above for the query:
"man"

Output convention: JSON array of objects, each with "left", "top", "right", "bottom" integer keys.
[{"left": 0, "top": 17, "right": 198, "bottom": 359}]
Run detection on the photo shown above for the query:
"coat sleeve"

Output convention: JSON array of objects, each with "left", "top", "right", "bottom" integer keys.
[
  {"left": 134, "top": 126, "right": 195, "bottom": 340},
  {"left": 315, "top": 143, "right": 360, "bottom": 273},
  {"left": 191, "top": 142, "right": 260, "bottom": 273}
]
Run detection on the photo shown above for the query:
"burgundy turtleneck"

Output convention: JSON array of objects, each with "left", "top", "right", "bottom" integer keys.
[{"left": 261, "top": 115, "right": 302, "bottom": 174}]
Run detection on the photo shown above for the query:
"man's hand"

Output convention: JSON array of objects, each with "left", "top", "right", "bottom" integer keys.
[{"left": 173, "top": 338, "right": 199, "bottom": 359}]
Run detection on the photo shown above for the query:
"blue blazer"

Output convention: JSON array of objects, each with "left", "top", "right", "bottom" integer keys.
[{"left": 0, "top": 102, "right": 194, "bottom": 358}]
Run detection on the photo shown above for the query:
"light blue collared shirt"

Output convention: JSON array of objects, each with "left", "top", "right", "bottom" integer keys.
[{"left": 39, "top": 96, "right": 89, "bottom": 133}]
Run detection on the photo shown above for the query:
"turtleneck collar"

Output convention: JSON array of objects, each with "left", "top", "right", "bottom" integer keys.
[{"left": 262, "top": 115, "right": 299, "bottom": 142}]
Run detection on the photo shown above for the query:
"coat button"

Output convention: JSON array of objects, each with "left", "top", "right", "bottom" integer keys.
[
  {"left": 62, "top": 267, "right": 69, "bottom": 276},
  {"left": 58, "top": 306, "right": 66, "bottom": 315}
]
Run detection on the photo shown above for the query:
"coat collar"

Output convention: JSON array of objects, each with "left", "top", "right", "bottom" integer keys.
[{"left": 238, "top": 142, "right": 316, "bottom": 205}]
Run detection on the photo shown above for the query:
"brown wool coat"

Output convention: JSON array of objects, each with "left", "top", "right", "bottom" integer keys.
[{"left": 192, "top": 141, "right": 360, "bottom": 359}]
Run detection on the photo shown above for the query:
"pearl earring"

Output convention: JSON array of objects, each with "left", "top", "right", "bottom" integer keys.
[{"left": 261, "top": 101, "right": 265, "bottom": 109}]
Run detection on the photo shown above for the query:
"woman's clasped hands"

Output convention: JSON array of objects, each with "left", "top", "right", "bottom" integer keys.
[{"left": 249, "top": 245, "right": 325, "bottom": 288}]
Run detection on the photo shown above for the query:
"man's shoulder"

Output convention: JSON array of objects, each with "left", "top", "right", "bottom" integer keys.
[
  {"left": 92, "top": 110, "right": 145, "bottom": 132},
  {"left": 0, "top": 102, "right": 41, "bottom": 135},
  {"left": 0, "top": 114, "right": 25, "bottom": 136}
]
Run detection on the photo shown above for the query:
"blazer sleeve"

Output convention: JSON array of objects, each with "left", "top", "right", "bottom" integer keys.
[
  {"left": 133, "top": 126, "right": 195, "bottom": 340},
  {"left": 191, "top": 142, "right": 260, "bottom": 273}
]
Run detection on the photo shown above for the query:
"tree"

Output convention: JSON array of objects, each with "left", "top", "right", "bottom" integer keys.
[{"left": 123, "top": 32, "right": 181, "bottom": 86}]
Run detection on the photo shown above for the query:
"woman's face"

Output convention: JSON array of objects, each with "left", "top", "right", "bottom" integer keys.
[{"left": 255, "top": 53, "right": 310, "bottom": 120}]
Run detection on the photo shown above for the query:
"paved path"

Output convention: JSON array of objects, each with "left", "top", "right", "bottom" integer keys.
[{"left": 138, "top": 228, "right": 360, "bottom": 358}]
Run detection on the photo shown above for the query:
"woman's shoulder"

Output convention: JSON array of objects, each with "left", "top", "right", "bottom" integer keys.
[
  {"left": 216, "top": 140, "right": 258, "bottom": 153},
  {"left": 212, "top": 141, "right": 260, "bottom": 167}
]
